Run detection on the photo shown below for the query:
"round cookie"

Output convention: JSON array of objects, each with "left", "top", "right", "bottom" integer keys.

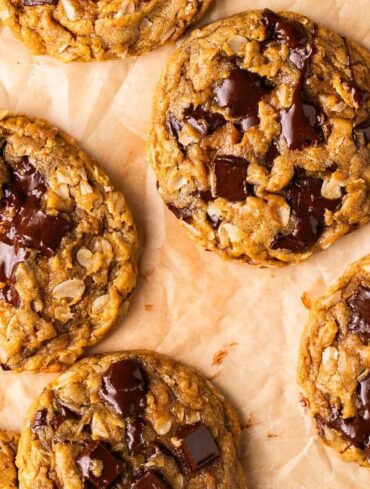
[
  {"left": 0, "top": 0, "right": 213, "bottom": 62},
  {"left": 0, "top": 112, "right": 137, "bottom": 372},
  {"left": 147, "top": 9, "right": 370, "bottom": 267},
  {"left": 0, "top": 430, "right": 19, "bottom": 489},
  {"left": 16, "top": 350, "right": 246, "bottom": 488},
  {"left": 298, "top": 255, "right": 370, "bottom": 466}
]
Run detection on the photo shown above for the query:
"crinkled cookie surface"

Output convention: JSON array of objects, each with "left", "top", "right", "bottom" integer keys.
[
  {"left": 0, "top": 0, "right": 213, "bottom": 61},
  {"left": 0, "top": 430, "right": 19, "bottom": 489},
  {"left": 0, "top": 113, "right": 137, "bottom": 372},
  {"left": 17, "top": 351, "right": 246, "bottom": 488},
  {"left": 148, "top": 9, "right": 370, "bottom": 267},
  {"left": 298, "top": 255, "right": 370, "bottom": 466}
]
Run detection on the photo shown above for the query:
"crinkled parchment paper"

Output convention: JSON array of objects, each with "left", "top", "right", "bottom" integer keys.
[{"left": 0, "top": 0, "right": 369, "bottom": 487}]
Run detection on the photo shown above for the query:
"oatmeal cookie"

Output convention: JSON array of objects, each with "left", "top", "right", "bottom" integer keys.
[
  {"left": 16, "top": 350, "right": 246, "bottom": 488},
  {"left": 298, "top": 255, "right": 370, "bottom": 466},
  {"left": 0, "top": 0, "right": 213, "bottom": 62},
  {"left": 0, "top": 430, "right": 19, "bottom": 488},
  {"left": 147, "top": 9, "right": 370, "bottom": 267},
  {"left": 0, "top": 112, "right": 137, "bottom": 372}
]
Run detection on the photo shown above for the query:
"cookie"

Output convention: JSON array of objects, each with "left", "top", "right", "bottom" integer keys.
[
  {"left": 298, "top": 255, "right": 370, "bottom": 466},
  {"left": 16, "top": 350, "right": 246, "bottom": 488},
  {"left": 0, "top": 0, "right": 213, "bottom": 62},
  {"left": 147, "top": 9, "right": 370, "bottom": 267},
  {"left": 0, "top": 430, "right": 19, "bottom": 489},
  {"left": 0, "top": 113, "right": 137, "bottom": 372}
]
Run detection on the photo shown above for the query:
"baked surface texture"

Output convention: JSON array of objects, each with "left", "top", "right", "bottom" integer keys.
[
  {"left": 16, "top": 350, "right": 246, "bottom": 488},
  {"left": 0, "top": 0, "right": 213, "bottom": 61},
  {"left": 0, "top": 113, "right": 137, "bottom": 372},
  {"left": 148, "top": 9, "right": 370, "bottom": 267},
  {"left": 0, "top": 430, "right": 19, "bottom": 489},
  {"left": 298, "top": 255, "right": 370, "bottom": 466}
]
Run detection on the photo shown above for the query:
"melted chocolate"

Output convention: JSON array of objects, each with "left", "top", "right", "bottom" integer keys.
[
  {"left": 131, "top": 470, "right": 170, "bottom": 489},
  {"left": 99, "top": 359, "right": 148, "bottom": 417},
  {"left": 166, "top": 113, "right": 183, "bottom": 145},
  {"left": 127, "top": 418, "right": 146, "bottom": 454},
  {"left": 53, "top": 399, "right": 79, "bottom": 429},
  {"left": 280, "top": 83, "right": 323, "bottom": 150},
  {"left": 318, "top": 376, "right": 370, "bottom": 454},
  {"left": 166, "top": 203, "right": 192, "bottom": 223},
  {"left": 31, "top": 409, "right": 48, "bottom": 433},
  {"left": 271, "top": 174, "right": 342, "bottom": 252},
  {"left": 0, "top": 157, "right": 70, "bottom": 307},
  {"left": 263, "top": 142, "right": 280, "bottom": 170},
  {"left": 184, "top": 105, "right": 225, "bottom": 136},
  {"left": 354, "top": 119, "right": 370, "bottom": 146},
  {"left": 348, "top": 286, "right": 370, "bottom": 340},
  {"left": 77, "top": 442, "right": 122, "bottom": 489},
  {"left": 175, "top": 423, "right": 220, "bottom": 472},
  {"left": 214, "top": 69, "right": 273, "bottom": 129},
  {"left": 213, "top": 155, "right": 250, "bottom": 201}
]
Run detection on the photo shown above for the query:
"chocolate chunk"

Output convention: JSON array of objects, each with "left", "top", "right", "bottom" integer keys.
[
  {"left": 0, "top": 157, "right": 71, "bottom": 307},
  {"left": 166, "top": 113, "right": 182, "bottom": 142},
  {"left": 99, "top": 359, "right": 148, "bottom": 417},
  {"left": 263, "top": 9, "right": 312, "bottom": 69},
  {"left": 263, "top": 142, "right": 280, "bottom": 170},
  {"left": 214, "top": 69, "right": 273, "bottom": 129},
  {"left": 127, "top": 418, "right": 146, "bottom": 454},
  {"left": 213, "top": 155, "right": 250, "bottom": 201},
  {"left": 31, "top": 409, "right": 48, "bottom": 433},
  {"left": 166, "top": 203, "right": 192, "bottom": 223},
  {"left": 175, "top": 423, "right": 220, "bottom": 472},
  {"left": 354, "top": 119, "right": 370, "bottom": 146},
  {"left": 53, "top": 399, "right": 79, "bottom": 429},
  {"left": 280, "top": 84, "right": 323, "bottom": 150},
  {"left": 271, "top": 174, "right": 342, "bottom": 252},
  {"left": 132, "top": 470, "right": 170, "bottom": 489},
  {"left": 23, "top": 0, "right": 57, "bottom": 5},
  {"left": 77, "top": 442, "right": 121, "bottom": 489},
  {"left": 348, "top": 286, "right": 370, "bottom": 340},
  {"left": 318, "top": 376, "right": 370, "bottom": 454},
  {"left": 183, "top": 105, "right": 225, "bottom": 135}
]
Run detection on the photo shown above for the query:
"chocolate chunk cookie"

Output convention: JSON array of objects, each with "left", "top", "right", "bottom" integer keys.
[
  {"left": 0, "top": 430, "right": 19, "bottom": 489},
  {"left": 0, "top": 113, "right": 137, "bottom": 371},
  {"left": 16, "top": 351, "right": 246, "bottom": 488},
  {"left": 0, "top": 0, "right": 213, "bottom": 62},
  {"left": 298, "top": 255, "right": 370, "bottom": 466},
  {"left": 147, "top": 9, "right": 370, "bottom": 266}
]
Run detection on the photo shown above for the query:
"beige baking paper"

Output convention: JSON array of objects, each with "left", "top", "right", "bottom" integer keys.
[{"left": 0, "top": 0, "right": 369, "bottom": 487}]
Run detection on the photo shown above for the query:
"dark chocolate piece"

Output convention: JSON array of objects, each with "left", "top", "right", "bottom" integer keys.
[
  {"left": 354, "top": 119, "right": 370, "bottom": 146},
  {"left": 31, "top": 409, "right": 48, "bottom": 433},
  {"left": 166, "top": 203, "right": 193, "bottom": 223},
  {"left": 348, "top": 286, "right": 370, "bottom": 340},
  {"left": 99, "top": 359, "right": 148, "bottom": 417},
  {"left": 213, "top": 155, "right": 250, "bottom": 201},
  {"left": 271, "top": 174, "right": 341, "bottom": 252},
  {"left": 263, "top": 142, "right": 280, "bottom": 170},
  {"left": 175, "top": 423, "right": 220, "bottom": 472},
  {"left": 53, "top": 399, "right": 79, "bottom": 429},
  {"left": 132, "top": 470, "right": 170, "bottom": 489},
  {"left": 127, "top": 418, "right": 146, "bottom": 454},
  {"left": 0, "top": 157, "right": 70, "bottom": 307},
  {"left": 317, "top": 376, "right": 370, "bottom": 456},
  {"left": 184, "top": 105, "right": 225, "bottom": 136},
  {"left": 166, "top": 113, "right": 183, "bottom": 142},
  {"left": 214, "top": 69, "right": 273, "bottom": 129},
  {"left": 77, "top": 442, "right": 121, "bottom": 489},
  {"left": 280, "top": 83, "right": 323, "bottom": 150}
]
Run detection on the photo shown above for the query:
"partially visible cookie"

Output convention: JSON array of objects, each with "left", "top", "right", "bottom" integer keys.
[
  {"left": 0, "top": 113, "right": 137, "bottom": 372},
  {"left": 298, "top": 255, "right": 370, "bottom": 466},
  {"left": 148, "top": 9, "right": 370, "bottom": 267},
  {"left": 17, "top": 350, "right": 246, "bottom": 488},
  {"left": 0, "top": 430, "right": 19, "bottom": 489},
  {"left": 0, "top": 0, "right": 213, "bottom": 62}
]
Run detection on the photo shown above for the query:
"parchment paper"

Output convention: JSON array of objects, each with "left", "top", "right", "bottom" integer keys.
[{"left": 0, "top": 1, "right": 369, "bottom": 487}]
